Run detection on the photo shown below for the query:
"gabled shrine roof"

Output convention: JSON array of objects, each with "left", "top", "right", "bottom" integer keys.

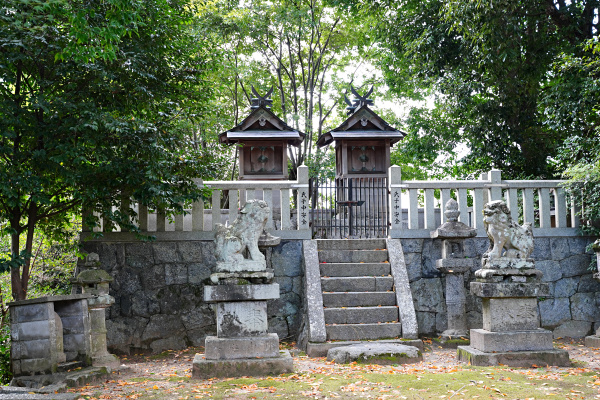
[
  {"left": 316, "top": 104, "right": 406, "bottom": 147},
  {"left": 220, "top": 105, "right": 305, "bottom": 147}
]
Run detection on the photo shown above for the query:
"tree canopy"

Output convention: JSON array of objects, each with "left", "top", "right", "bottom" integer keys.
[
  {"left": 331, "top": 0, "right": 599, "bottom": 178},
  {"left": 0, "top": 0, "right": 226, "bottom": 299}
]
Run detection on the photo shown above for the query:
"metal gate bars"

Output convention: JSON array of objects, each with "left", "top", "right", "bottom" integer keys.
[{"left": 309, "top": 177, "right": 389, "bottom": 239}]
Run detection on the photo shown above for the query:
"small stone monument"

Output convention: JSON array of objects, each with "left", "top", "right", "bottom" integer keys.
[
  {"left": 457, "top": 200, "right": 570, "bottom": 367},
  {"left": 585, "top": 239, "right": 600, "bottom": 348},
  {"left": 431, "top": 199, "right": 477, "bottom": 341},
  {"left": 71, "top": 253, "right": 120, "bottom": 368},
  {"left": 192, "top": 200, "right": 293, "bottom": 378}
]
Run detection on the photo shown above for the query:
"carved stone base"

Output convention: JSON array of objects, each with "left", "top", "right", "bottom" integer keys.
[
  {"left": 192, "top": 350, "right": 294, "bottom": 379},
  {"left": 470, "top": 328, "right": 553, "bottom": 352},
  {"left": 215, "top": 260, "right": 265, "bottom": 273},
  {"left": 482, "top": 257, "right": 534, "bottom": 270},
  {"left": 457, "top": 345, "right": 570, "bottom": 367},
  {"left": 204, "top": 334, "right": 280, "bottom": 360},
  {"left": 210, "top": 270, "right": 274, "bottom": 284}
]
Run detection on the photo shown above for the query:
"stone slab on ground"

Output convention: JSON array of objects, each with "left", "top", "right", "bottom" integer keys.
[
  {"left": 470, "top": 328, "right": 554, "bottom": 352},
  {"left": 10, "top": 366, "right": 111, "bottom": 390},
  {"left": 327, "top": 343, "right": 422, "bottom": 365},
  {"left": 0, "top": 387, "right": 79, "bottom": 400},
  {"left": 204, "top": 334, "right": 279, "bottom": 360},
  {"left": 306, "top": 339, "right": 424, "bottom": 357},
  {"left": 192, "top": 350, "right": 294, "bottom": 379},
  {"left": 585, "top": 335, "right": 600, "bottom": 348},
  {"left": 457, "top": 345, "right": 571, "bottom": 367}
]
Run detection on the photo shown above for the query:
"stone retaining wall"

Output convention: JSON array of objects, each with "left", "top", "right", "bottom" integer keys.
[
  {"left": 86, "top": 236, "right": 598, "bottom": 353},
  {"left": 403, "top": 236, "right": 600, "bottom": 337},
  {"left": 82, "top": 240, "right": 304, "bottom": 354}
]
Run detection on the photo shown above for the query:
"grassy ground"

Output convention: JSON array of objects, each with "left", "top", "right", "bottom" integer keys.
[{"left": 69, "top": 340, "right": 600, "bottom": 400}]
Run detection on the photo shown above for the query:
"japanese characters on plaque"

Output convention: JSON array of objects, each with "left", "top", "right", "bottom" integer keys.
[
  {"left": 300, "top": 191, "right": 308, "bottom": 225},
  {"left": 393, "top": 190, "right": 401, "bottom": 225}
]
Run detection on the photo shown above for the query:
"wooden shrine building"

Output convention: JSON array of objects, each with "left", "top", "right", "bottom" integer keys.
[
  {"left": 312, "top": 86, "right": 406, "bottom": 238},
  {"left": 220, "top": 87, "right": 305, "bottom": 181}
]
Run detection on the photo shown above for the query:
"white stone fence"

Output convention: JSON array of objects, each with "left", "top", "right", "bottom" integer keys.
[
  {"left": 82, "top": 165, "right": 580, "bottom": 241},
  {"left": 389, "top": 166, "right": 580, "bottom": 238},
  {"left": 82, "top": 165, "right": 312, "bottom": 240}
]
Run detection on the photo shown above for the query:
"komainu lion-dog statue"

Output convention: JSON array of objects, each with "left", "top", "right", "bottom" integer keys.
[
  {"left": 214, "top": 199, "right": 270, "bottom": 272},
  {"left": 483, "top": 200, "right": 534, "bottom": 267}
]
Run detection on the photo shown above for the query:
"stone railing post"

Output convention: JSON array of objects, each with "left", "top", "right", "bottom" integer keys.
[
  {"left": 296, "top": 165, "right": 310, "bottom": 231},
  {"left": 389, "top": 165, "right": 403, "bottom": 237},
  {"left": 585, "top": 239, "right": 600, "bottom": 347}
]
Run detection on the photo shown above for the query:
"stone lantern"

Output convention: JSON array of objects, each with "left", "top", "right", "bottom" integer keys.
[
  {"left": 585, "top": 239, "right": 600, "bottom": 347},
  {"left": 431, "top": 199, "right": 477, "bottom": 341},
  {"left": 72, "top": 253, "right": 120, "bottom": 368}
]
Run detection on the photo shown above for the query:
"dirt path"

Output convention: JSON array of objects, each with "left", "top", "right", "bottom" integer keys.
[{"left": 68, "top": 339, "right": 600, "bottom": 399}]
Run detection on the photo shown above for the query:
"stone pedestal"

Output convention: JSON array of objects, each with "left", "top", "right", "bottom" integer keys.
[
  {"left": 193, "top": 282, "right": 293, "bottom": 378},
  {"left": 431, "top": 199, "right": 477, "bottom": 340},
  {"left": 458, "top": 266, "right": 570, "bottom": 367},
  {"left": 9, "top": 295, "right": 91, "bottom": 376},
  {"left": 585, "top": 239, "right": 600, "bottom": 348}
]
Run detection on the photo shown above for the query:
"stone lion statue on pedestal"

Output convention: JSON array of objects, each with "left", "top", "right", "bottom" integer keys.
[
  {"left": 483, "top": 200, "right": 534, "bottom": 265},
  {"left": 214, "top": 199, "right": 270, "bottom": 272}
]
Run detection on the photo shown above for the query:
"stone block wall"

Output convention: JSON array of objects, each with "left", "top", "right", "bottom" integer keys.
[
  {"left": 403, "top": 236, "right": 600, "bottom": 337},
  {"left": 82, "top": 240, "right": 304, "bottom": 354}
]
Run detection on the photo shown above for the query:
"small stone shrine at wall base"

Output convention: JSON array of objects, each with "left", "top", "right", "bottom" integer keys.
[
  {"left": 10, "top": 294, "right": 92, "bottom": 376},
  {"left": 192, "top": 200, "right": 294, "bottom": 378},
  {"left": 457, "top": 200, "right": 570, "bottom": 367},
  {"left": 585, "top": 239, "right": 600, "bottom": 348}
]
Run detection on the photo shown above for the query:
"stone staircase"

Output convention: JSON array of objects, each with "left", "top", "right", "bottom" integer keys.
[{"left": 318, "top": 239, "right": 403, "bottom": 341}]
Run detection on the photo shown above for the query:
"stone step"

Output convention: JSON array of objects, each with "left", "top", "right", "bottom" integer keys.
[
  {"left": 320, "top": 263, "right": 391, "bottom": 277},
  {"left": 317, "top": 239, "right": 387, "bottom": 251},
  {"left": 326, "top": 323, "right": 403, "bottom": 341},
  {"left": 322, "top": 292, "right": 397, "bottom": 307},
  {"left": 324, "top": 306, "right": 399, "bottom": 324},
  {"left": 321, "top": 276, "right": 394, "bottom": 292},
  {"left": 318, "top": 250, "right": 389, "bottom": 263},
  {"left": 56, "top": 361, "right": 86, "bottom": 373}
]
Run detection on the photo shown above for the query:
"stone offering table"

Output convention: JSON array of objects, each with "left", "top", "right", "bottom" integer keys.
[
  {"left": 585, "top": 239, "right": 600, "bottom": 348},
  {"left": 192, "top": 200, "right": 293, "bottom": 378},
  {"left": 9, "top": 294, "right": 91, "bottom": 376},
  {"left": 431, "top": 199, "right": 477, "bottom": 341},
  {"left": 457, "top": 200, "right": 570, "bottom": 367}
]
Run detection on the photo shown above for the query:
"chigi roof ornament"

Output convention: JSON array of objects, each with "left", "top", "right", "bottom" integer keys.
[
  {"left": 250, "top": 86, "right": 274, "bottom": 109},
  {"left": 343, "top": 85, "right": 374, "bottom": 115}
]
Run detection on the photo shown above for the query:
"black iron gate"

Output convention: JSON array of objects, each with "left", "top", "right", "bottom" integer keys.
[{"left": 309, "top": 177, "right": 389, "bottom": 239}]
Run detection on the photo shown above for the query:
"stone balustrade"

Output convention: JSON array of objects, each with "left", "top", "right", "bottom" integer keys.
[
  {"left": 82, "top": 166, "right": 579, "bottom": 242},
  {"left": 81, "top": 166, "right": 310, "bottom": 241},
  {"left": 389, "top": 166, "right": 579, "bottom": 238}
]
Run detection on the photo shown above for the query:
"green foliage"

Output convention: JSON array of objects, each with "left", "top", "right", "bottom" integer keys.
[
  {"left": 199, "top": 0, "right": 379, "bottom": 177},
  {"left": 330, "top": 0, "right": 599, "bottom": 179},
  {"left": 0, "top": 325, "right": 11, "bottom": 385},
  {"left": 547, "top": 40, "right": 600, "bottom": 237},
  {"left": 305, "top": 149, "right": 336, "bottom": 180},
  {"left": 0, "top": 0, "right": 222, "bottom": 299}
]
